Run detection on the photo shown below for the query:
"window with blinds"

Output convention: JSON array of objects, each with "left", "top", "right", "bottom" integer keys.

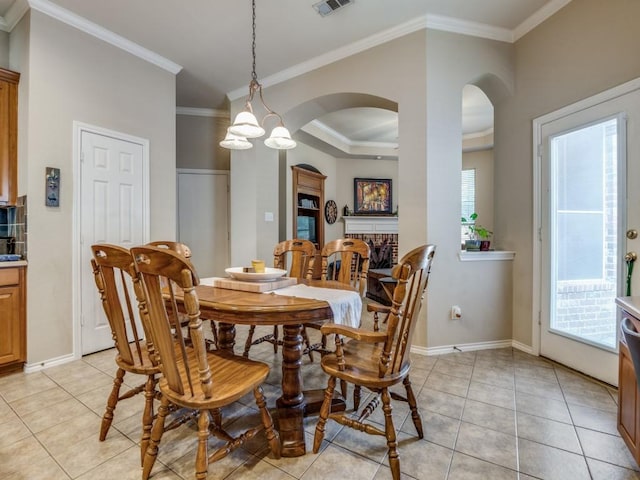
[{"left": 461, "top": 168, "right": 476, "bottom": 243}]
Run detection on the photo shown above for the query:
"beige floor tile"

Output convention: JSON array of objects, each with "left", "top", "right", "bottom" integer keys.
[
  {"left": 382, "top": 432, "right": 453, "bottom": 480},
  {"left": 400, "top": 407, "right": 460, "bottom": 449},
  {"left": 447, "top": 451, "right": 518, "bottom": 480},
  {"left": 587, "top": 457, "right": 640, "bottom": 480},
  {"left": 20, "top": 397, "right": 94, "bottom": 433},
  {"left": 76, "top": 445, "right": 181, "bottom": 480},
  {"left": 0, "top": 435, "right": 54, "bottom": 477},
  {"left": 50, "top": 428, "right": 134, "bottom": 478},
  {"left": 0, "top": 371, "right": 58, "bottom": 402},
  {"left": 518, "top": 438, "right": 590, "bottom": 480},
  {"left": 417, "top": 388, "right": 465, "bottom": 419},
  {"left": 4, "top": 453, "right": 71, "bottom": 480},
  {"left": 262, "top": 431, "right": 329, "bottom": 478},
  {"left": 568, "top": 402, "right": 618, "bottom": 435},
  {"left": 466, "top": 380, "right": 515, "bottom": 410},
  {"left": 226, "top": 456, "right": 297, "bottom": 480},
  {"left": 515, "top": 375, "right": 564, "bottom": 400},
  {"left": 562, "top": 384, "right": 618, "bottom": 413},
  {"left": 462, "top": 398, "right": 516, "bottom": 435},
  {"left": 0, "top": 397, "right": 18, "bottom": 424},
  {"left": 432, "top": 358, "right": 474, "bottom": 380},
  {"left": 516, "top": 412, "right": 582, "bottom": 454},
  {"left": 0, "top": 416, "right": 32, "bottom": 448},
  {"left": 300, "top": 444, "right": 379, "bottom": 480},
  {"left": 35, "top": 409, "right": 102, "bottom": 455},
  {"left": 455, "top": 421, "right": 517, "bottom": 470},
  {"left": 515, "top": 390, "right": 571, "bottom": 423},
  {"left": 577, "top": 427, "right": 640, "bottom": 471},
  {"left": 424, "top": 370, "right": 470, "bottom": 397},
  {"left": 0, "top": 347, "right": 632, "bottom": 480},
  {"left": 9, "top": 385, "right": 72, "bottom": 417}
]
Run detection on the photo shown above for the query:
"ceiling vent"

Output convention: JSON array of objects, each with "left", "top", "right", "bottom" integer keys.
[{"left": 313, "top": 0, "right": 353, "bottom": 17}]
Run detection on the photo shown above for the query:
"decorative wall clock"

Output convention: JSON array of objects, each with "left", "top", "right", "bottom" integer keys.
[{"left": 324, "top": 200, "right": 338, "bottom": 224}]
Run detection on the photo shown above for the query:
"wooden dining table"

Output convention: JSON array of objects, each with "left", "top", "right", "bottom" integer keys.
[{"left": 183, "top": 279, "right": 357, "bottom": 457}]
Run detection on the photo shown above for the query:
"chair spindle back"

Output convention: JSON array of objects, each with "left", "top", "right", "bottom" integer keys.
[
  {"left": 130, "top": 246, "right": 209, "bottom": 399},
  {"left": 381, "top": 244, "right": 435, "bottom": 377},
  {"left": 320, "top": 238, "right": 370, "bottom": 297},
  {"left": 91, "top": 244, "right": 151, "bottom": 367},
  {"left": 273, "top": 239, "right": 316, "bottom": 279}
]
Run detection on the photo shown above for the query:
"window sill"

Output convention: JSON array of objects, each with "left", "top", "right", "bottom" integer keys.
[{"left": 458, "top": 251, "right": 516, "bottom": 262}]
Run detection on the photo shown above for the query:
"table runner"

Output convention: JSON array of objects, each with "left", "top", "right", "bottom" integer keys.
[{"left": 270, "top": 284, "right": 362, "bottom": 328}]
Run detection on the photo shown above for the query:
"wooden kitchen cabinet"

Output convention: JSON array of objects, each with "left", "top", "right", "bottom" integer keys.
[
  {"left": 616, "top": 297, "right": 640, "bottom": 466},
  {"left": 0, "top": 68, "right": 20, "bottom": 206},
  {"left": 0, "top": 266, "right": 26, "bottom": 375}
]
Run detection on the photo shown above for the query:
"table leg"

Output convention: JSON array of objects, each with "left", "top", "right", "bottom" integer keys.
[
  {"left": 216, "top": 322, "right": 236, "bottom": 353},
  {"left": 276, "top": 323, "right": 306, "bottom": 457}
]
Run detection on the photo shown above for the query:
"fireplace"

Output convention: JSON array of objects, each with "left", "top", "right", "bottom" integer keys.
[
  {"left": 343, "top": 216, "right": 398, "bottom": 265},
  {"left": 343, "top": 216, "right": 398, "bottom": 305}
]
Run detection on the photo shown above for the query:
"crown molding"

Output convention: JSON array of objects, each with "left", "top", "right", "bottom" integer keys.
[
  {"left": 228, "top": 15, "right": 428, "bottom": 100},
  {"left": 513, "top": 0, "right": 573, "bottom": 41},
  {"left": 176, "top": 107, "right": 228, "bottom": 118},
  {"left": 303, "top": 120, "right": 397, "bottom": 155},
  {"left": 426, "top": 14, "right": 513, "bottom": 43},
  {"left": 0, "top": 0, "right": 28, "bottom": 32},
  {"left": 27, "top": 0, "right": 182, "bottom": 74}
]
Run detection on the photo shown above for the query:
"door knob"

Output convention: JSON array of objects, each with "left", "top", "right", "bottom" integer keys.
[
  {"left": 625, "top": 252, "right": 638, "bottom": 262},
  {"left": 628, "top": 229, "right": 638, "bottom": 240}
]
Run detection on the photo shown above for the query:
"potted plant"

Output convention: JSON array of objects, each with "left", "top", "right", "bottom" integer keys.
[{"left": 461, "top": 213, "right": 493, "bottom": 251}]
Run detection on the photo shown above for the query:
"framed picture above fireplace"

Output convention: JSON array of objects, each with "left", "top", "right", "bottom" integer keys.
[{"left": 354, "top": 178, "right": 392, "bottom": 215}]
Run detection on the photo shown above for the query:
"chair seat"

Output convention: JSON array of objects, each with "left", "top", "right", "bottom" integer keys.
[
  {"left": 115, "top": 341, "right": 159, "bottom": 375},
  {"left": 159, "top": 350, "right": 270, "bottom": 410},
  {"left": 319, "top": 340, "right": 409, "bottom": 388}
]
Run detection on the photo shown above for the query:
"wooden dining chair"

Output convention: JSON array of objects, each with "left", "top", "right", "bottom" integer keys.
[
  {"left": 313, "top": 244, "right": 436, "bottom": 480},
  {"left": 90, "top": 244, "right": 159, "bottom": 465},
  {"left": 243, "top": 239, "right": 316, "bottom": 359},
  {"left": 306, "top": 238, "right": 371, "bottom": 356},
  {"left": 130, "top": 245, "right": 280, "bottom": 480},
  {"left": 146, "top": 240, "right": 218, "bottom": 350}
]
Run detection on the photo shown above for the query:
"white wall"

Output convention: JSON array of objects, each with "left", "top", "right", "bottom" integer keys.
[
  {"left": 20, "top": 11, "right": 177, "bottom": 364},
  {"left": 425, "top": 30, "right": 514, "bottom": 347},
  {"left": 0, "top": 30, "right": 9, "bottom": 68},
  {"left": 176, "top": 113, "right": 230, "bottom": 170}
]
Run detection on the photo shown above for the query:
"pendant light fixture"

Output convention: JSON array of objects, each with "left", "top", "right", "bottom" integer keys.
[{"left": 220, "top": 0, "right": 296, "bottom": 150}]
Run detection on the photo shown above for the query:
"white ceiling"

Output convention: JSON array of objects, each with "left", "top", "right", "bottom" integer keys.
[{"left": 0, "top": 0, "right": 566, "bottom": 153}]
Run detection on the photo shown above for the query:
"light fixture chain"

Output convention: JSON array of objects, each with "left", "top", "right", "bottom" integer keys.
[{"left": 251, "top": 0, "right": 258, "bottom": 82}]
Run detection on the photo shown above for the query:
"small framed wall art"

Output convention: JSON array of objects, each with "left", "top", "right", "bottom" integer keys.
[
  {"left": 46, "top": 167, "right": 60, "bottom": 207},
  {"left": 353, "top": 178, "right": 392, "bottom": 215}
]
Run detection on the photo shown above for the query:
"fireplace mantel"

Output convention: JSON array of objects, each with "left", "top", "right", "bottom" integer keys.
[{"left": 343, "top": 216, "right": 398, "bottom": 234}]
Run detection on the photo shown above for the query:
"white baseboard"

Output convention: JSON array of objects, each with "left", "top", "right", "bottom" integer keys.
[
  {"left": 511, "top": 340, "right": 534, "bottom": 355},
  {"left": 411, "top": 339, "right": 533, "bottom": 357},
  {"left": 23, "top": 353, "right": 78, "bottom": 373}
]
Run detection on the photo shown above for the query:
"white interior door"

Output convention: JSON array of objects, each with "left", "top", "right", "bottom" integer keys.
[
  {"left": 177, "top": 170, "right": 229, "bottom": 277},
  {"left": 80, "top": 128, "right": 147, "bottom": 355},
  {"left": 538, "top": 85, "right": 640, "bottom": 385}
]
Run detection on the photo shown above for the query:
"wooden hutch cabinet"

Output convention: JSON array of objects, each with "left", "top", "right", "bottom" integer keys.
[
  {"left": 292, "top": 165, "right": 326, "bottom": 278},
  {"left": 0, "top": 265, "right": 26, "bottom": 374},
  {"left": 0, "top": 68, "right": 19, "bottom": 206}
]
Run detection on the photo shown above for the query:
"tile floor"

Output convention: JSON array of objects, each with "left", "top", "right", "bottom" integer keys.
[{"left": 1, "top": 325, "right": 639, "bottom": 480}]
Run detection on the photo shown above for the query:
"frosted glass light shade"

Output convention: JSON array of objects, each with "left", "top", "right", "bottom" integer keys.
[
  {"left": 219, "top": 131, "right": 252, "bottom": 150},
  {"left": 228, "top": 111, "right": 265, "bottom": 138},
  {"left": 264, "top": 126, "right": 297, "bottom": 150}
]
